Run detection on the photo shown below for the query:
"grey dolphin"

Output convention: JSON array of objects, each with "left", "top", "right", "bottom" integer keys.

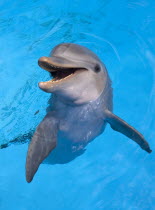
[{"left": 26, "top": 43, "right": 152, "bottom": 183}]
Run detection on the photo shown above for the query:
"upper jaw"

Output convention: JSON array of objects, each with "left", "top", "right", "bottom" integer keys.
[{"left": 38, "top": 56, "right": 82, "bottom": 71}]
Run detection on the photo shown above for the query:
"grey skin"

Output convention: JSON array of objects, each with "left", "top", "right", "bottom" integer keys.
[{"left": 26, "top": 43, "right": 152, "bottom": 183}]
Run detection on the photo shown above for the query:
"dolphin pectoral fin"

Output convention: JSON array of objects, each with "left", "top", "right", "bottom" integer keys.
[
  {"left": 105, "top": 110, "right": 152, "bottom": 153},
  {"left": 26, "top": 112, "right": 58, "bottom": 183}
]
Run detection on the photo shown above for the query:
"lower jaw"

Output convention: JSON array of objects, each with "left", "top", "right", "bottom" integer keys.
[{"left": 38, "top": 75, "right": 73, "bottom": 92}]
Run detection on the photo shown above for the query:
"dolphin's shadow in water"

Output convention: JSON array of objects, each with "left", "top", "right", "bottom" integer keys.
[{"left": 44, "top": 135, "right": 87, "bottom": 165}]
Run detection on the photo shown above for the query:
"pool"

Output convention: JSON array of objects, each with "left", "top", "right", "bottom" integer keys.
[{"left": 0, "top": 0, "right": 155, "bottom": 209}]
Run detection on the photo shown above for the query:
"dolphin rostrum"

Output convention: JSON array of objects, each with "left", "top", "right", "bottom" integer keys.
[{"left": 26, "top": 43, "right": 152, "bottom": 183}]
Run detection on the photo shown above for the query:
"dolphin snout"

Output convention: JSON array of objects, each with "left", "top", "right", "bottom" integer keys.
[{"left": 38, "top": 56, "right": 49, "bottom": 67}]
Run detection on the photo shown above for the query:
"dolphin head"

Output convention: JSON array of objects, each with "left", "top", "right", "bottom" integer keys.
[{"left": 38, "top": 43, "right": 108, "bottom": 104}]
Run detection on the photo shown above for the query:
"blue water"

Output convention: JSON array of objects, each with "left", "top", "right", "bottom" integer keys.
[{"left": 0, "top": 0, "right": 155, "bottom": 209}]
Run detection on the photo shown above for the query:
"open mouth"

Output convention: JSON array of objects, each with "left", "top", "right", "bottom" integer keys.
[
  {"left": 49, "top": 67, "right": 79, "bottom": 83},
  {"left": 38, "top": 57, "right": 86, "bottom": 84}
]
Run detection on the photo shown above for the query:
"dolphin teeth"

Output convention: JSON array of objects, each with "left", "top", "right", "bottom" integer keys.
[
  {"left": 48, "top": 63, "right": 73, "bottom": 70},
  {"left": 50, "top": 67, "right": 77, "bottom": 82},
  {"left": 51, "top": 73, "right": 74, "bottom": 83}
]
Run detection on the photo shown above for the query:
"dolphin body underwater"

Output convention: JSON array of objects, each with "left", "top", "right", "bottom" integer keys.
[{"left": 26, "top": 43, "right": 152, "bottom": 183}]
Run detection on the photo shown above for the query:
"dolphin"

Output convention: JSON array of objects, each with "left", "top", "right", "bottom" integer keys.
[{"left": 26, "top": 43, "right": 152, "bottom": 183}]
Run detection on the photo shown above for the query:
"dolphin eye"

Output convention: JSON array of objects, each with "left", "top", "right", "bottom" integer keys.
[{"left": 94, "top": 64, "right": 101, "bottom": 72}]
